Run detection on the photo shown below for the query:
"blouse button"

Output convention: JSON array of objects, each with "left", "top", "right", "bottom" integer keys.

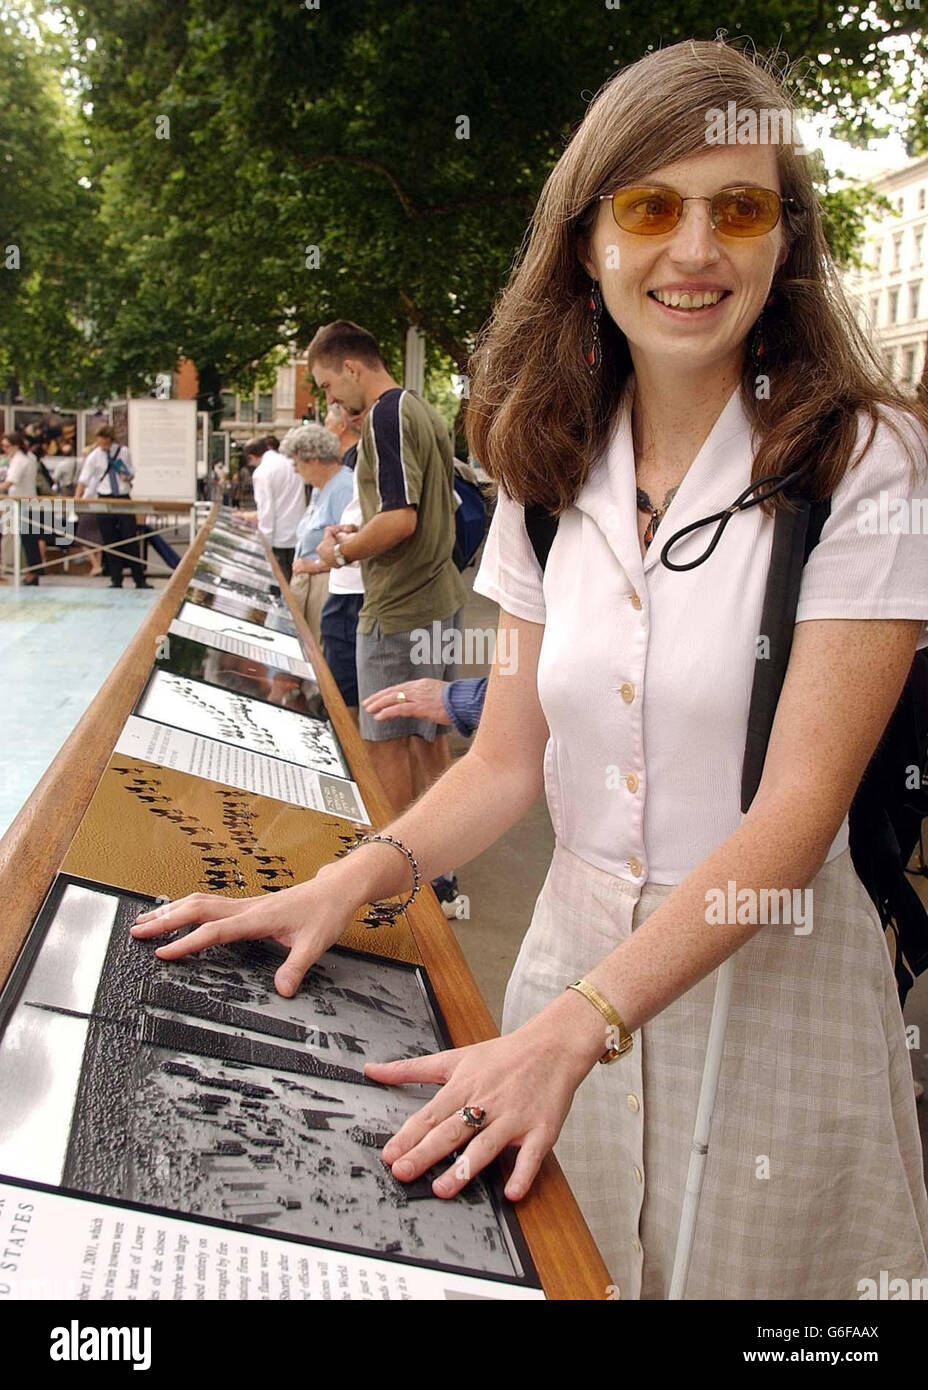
[
  {"left": 629, "top": 857, "right": 643, "bottom": 878},
  {"left": 633, "top": 1165, "right": 643, "bottom": 1184},
  {"left": 629, "top": 592, "right": 642, "bottom": 610},
  {"left": 625, "top": 772, "right": 639, "bottom": 793},
  {"left": 620, "top": 681, "right": 635, "bottom": 703},
  {"left": 626, "top": 1093, "right": 640, "bottom": 1113}
]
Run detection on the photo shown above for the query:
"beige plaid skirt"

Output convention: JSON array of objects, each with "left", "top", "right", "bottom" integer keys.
[{"left": 502, "top": 843, "right": 928, "bottom": 1300}]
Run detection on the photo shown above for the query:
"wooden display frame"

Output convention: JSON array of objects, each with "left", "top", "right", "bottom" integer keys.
[{"left": 0, "top": 505, "right": 610, "bottom": 1300}]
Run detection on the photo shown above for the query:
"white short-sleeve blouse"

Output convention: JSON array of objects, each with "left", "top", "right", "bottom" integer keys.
[{"left": 474, "top": 384, "right": 928, "bottom": 885}]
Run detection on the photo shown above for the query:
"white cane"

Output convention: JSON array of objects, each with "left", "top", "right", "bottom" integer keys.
[{"left": 667, "top": 953, "right": 736, "bottom": 1299}]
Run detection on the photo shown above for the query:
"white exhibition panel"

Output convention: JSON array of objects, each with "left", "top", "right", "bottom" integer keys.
[{"left": 127, "top": 398, "right": 197, "bottom": 501}]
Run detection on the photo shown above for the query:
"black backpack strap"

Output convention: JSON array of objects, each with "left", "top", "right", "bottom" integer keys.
[
  {"left": 524, "top": 502, "right": 558, "bottom": 574},
  {"left": 104, "top": 443, "right": 123, "bottom": 494},
  {"left": 740, "top": 496, "right": 831, "bottom": 813},
  {"left": 526, "top": 488, "right": 833, "bottom": 815}
]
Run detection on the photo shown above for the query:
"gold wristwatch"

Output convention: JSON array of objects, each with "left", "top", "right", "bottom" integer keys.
[{"left": 566, "top": 978, "right": 634, "bottom": 1064}]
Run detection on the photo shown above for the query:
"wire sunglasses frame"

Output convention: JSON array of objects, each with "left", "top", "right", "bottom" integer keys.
[{"left": 598, "top": 185, "right": 797, "bottom": 238}]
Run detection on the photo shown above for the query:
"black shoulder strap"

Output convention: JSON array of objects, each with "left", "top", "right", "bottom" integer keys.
[
  {"left": 524, "top": 502, "right": 558, "bottom": 573},
  {"left": 740, "top": 496, "right": 832, "bottom": 812},
  {"left": 524, "top": 492, "right": 833, "bottom": 816}
]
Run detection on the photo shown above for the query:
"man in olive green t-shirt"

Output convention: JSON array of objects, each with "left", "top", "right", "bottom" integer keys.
[{"left": 311, "top": 320, "right": 467, "bottom": 817}]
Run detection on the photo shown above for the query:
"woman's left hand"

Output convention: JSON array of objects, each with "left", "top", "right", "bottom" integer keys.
[{"left": 365, "top": 991, "right": 605, "bottom": 1202}]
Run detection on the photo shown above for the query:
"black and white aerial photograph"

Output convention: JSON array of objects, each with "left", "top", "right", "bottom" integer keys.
[
  {"left": 211, "top": 520, "right": 272, "bottom": 550},
  {"left": 201, "top": 544, "right": 274, "bottom": 580},
  {"left": 136, "top": 669, "right": 348, "bottom": 777},
  {"left": 156, "top": 630, "right": 326, "bottom": 720},
  {"left": 184, "top": 585, "right": 300, "bottom": 639},
  {"left": 173, "top": 601, "right": 311, "bottom": 670},
  {"left": 214, "top": 509, "right": 264, "bottom": 540},
  {"left": 0, "top": 877, "right": 533, "bottom": 1284},
  {"left": 194, "top": 556, "right": 280, "bottom": 597},
  {"left": 189, "top": 572, "right": 289, "bottom": 614},
  {"left": 207, "top": 527, "right": 275, "bottom": 563}
]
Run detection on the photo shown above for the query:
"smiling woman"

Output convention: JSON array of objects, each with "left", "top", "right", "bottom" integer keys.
[
  {"left": 467, "top": 39, "right": 928, "bottom": 516},
  {"left": 130, "top": 37, "right": 928, "bottom": 1303}
]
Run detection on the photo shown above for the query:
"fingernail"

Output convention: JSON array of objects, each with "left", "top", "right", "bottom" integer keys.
[{"left": 393, "top": 1159, "right": 413, "bottom": 1179}]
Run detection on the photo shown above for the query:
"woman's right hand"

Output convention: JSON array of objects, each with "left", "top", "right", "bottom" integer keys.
[{"left": 129, "top": 864, "right": 358, "bottom": 997}]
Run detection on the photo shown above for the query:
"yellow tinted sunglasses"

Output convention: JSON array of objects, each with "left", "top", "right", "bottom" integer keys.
[{"left": 600, "top": 185, "right": 792, "bottom": 238}]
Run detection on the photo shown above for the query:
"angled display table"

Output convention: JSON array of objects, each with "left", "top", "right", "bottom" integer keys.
[{"left": 0, "top": 505, "right": 610, "bottom": 1301}]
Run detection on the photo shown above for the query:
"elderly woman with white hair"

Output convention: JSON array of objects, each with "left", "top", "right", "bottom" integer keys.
[{"left": 281, "top": 422, "right": 355, "bottom": 645}]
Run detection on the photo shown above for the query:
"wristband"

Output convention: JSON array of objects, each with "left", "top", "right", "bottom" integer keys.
[
  {"left": 349, "top": 833, "right": 421, "bottom": 928},
  {"left": 566, "top": 978, "right": 634, "bottom": 1063}
]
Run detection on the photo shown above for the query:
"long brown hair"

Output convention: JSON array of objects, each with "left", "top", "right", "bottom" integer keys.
[{"left": 466, "top": 38, "right": 928, "bottom": 513}]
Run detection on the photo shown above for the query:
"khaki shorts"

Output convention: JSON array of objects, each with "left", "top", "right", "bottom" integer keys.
[{"left": 357, "top": 610, "right": 462, "bottom": 742}]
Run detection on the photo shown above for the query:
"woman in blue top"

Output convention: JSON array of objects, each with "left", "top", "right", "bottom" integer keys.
[{"left": 282, "top": 423, "right": 355, "bottom": 644}]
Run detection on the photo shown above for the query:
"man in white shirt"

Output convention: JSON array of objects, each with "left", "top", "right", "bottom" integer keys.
[
  {"left": 0, "top": 430, "right": 42, "bottom": 582},
  {"left": 75, "top": 425, "right": 151, "bottom": 589},
  {"left": 245, "top": 434, "right": 306, "bottom": 582},
  {"left": 47, "top": 452, "right": 78, "bottom": 494},
  {"left": 0, "top": 432, "right": 37, "bottom": 497}
]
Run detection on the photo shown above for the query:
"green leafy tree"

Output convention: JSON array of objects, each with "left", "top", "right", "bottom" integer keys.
[
  {"left": 0, "top": 7, "right": 99, "bottom": 402},
  {"left": 17, "top": 1, "right": 928, "bottom": 401}
]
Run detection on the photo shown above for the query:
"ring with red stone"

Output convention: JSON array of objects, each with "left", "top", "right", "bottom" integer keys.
[{"left": 457, "top": 1105, "right": 487, "bottom": 1130}]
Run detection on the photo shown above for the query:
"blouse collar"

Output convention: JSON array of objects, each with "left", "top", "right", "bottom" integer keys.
[{"left": 573, "top": 378, "right": 757, "bottom": 582}]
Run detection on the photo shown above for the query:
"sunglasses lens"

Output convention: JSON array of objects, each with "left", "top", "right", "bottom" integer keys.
[
  {"left": 611, "top": 187, "right": 681, "bottom": 234},
  {"left": 713, "top": 187, "right": 781, "bottom": 237}
]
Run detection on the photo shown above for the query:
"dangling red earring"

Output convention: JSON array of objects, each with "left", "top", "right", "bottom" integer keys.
[
  {"left": 751, "top": 290, "right": 776, "bottom": 368},
  {"left": 587, "top": 281, "right": 603, "bottom": 373}
]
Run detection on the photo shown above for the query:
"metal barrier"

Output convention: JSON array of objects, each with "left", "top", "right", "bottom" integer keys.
[{"left": 0, "top": 496, "right": 200, "bottom": 589}]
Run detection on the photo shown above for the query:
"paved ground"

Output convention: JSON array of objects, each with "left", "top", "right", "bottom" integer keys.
[{"left": 0, "top": 567, "right": 169, "bottom": 835}]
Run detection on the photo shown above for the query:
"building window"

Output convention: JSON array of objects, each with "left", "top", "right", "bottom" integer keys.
[
  {"left": 910, "top": 283, "right": 920, "bottom": 320},
  {"left": 892, "top": 234, "right": 903, "bottom": 272},
  {"left": 238, "top": 397, "right": 254, "bottom": 423},
  {"left": 220, "top": 391, "right": 236, "bottom": 421},
  {"left": 915, "top": 229, "right": 924, "bottom": 266},
  {"left": 869, "top": 294, "right": 880, "bottom": 326},
  {"left": 919, "top": 188, "right": 926, "bottom": 212},
  {"left": 257, "top": 392, "right": 274, "bottom": 421},
  {"left": 897, "top": 195, "right": 905, "bottom": 214},
  {"left": 889, "top": 287, "right": 900, "bottom": 322},
  {"left": 903, "top": 347, "right": 916, "bottom": 382}
]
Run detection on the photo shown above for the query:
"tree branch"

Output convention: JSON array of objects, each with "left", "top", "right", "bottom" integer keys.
[
  {"left": 292, "top": 151, "right": 534, "bottom": 219},
  {"left": 399, "top": 289, "right": 469, "bottom": 370},
  {"left": 293, "top": 153, "right": 417, "bottom": 216}
]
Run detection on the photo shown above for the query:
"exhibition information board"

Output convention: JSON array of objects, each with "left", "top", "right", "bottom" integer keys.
[
  {"left": 126, "top": 399, "right": 198, "bottom": 503},
  {"left": 0, "top": 504, "right": 610, "bottom": 1300}
]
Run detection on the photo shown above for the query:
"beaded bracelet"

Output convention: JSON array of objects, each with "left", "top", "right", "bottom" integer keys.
[{"left": 352, "top": 833, "right": 421, "bottom": 928}]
